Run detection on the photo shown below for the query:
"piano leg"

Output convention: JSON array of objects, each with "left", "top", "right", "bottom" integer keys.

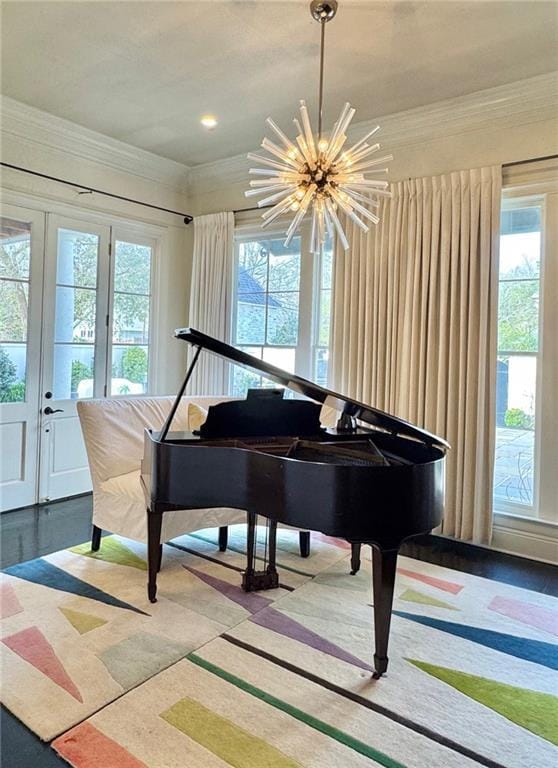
[
  {"left": 371, "top": 545, "right": 399, "bottom": 678},
  {"left": 242, "top": 511, "right": 257, "bottom": 591},
  {"left": 218, "top": 526, "right": 228, "bottom": 552},
  {"left": 299, "top": 531, "right": 311, "bottom": 558},
  {"left": 147, "top": 510, "right": 162, "bottom": 603},
  {"left": 91, "top": 525, "right": 102, "bottom": 552},
  {"left": 242, "top": 513, "right": 279, "bottom": 591},
  {"left": 350, "top": 542, "right": 361, "bottom": 574}
]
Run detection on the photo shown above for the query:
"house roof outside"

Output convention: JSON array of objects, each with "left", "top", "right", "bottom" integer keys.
[{"left": 237, "top": 267, "right": 281, "bottom": 307}]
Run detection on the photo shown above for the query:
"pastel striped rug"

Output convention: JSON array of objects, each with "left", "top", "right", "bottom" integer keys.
[{"left": 1, "top": 527, "right": 556, "bottom": 767}]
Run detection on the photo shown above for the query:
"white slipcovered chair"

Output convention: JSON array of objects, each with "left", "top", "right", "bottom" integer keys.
[{"left": 77, "top": 395, "right": 311, "bottom": 564}]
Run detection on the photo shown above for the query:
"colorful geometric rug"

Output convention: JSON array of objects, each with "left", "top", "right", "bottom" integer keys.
[{"left": 1, "top": 527, "right": 557, "bottom": 767}]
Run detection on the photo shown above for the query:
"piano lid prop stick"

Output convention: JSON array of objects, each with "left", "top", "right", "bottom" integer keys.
[{"left": 159, "top": 345, "right": 202, "bottom": 441}]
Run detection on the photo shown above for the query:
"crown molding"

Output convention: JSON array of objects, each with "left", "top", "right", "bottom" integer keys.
[
  {"left": 0, "top": 95, "right": 190, "bottom": 191},
  {"left": 188, "top": 72, "right": 558, "bottom": 195}
]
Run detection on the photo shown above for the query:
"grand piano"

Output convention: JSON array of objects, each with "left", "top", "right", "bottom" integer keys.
[{"left": 141, "top": 328, "right": 449, "bottom": 677}]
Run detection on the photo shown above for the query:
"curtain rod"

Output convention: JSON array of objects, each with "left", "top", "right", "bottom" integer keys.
[
  {"left": 0, "top": 162, "right": 194, "bottom": 224},
  {"left": 234, "top": 204, "right": 273, "bottom": 215},
  {"left": 236, "top": 155, "right": 558, "bottom": 214},
  {"left": 502, "top": 154, "right": 558, "bottom": 168}
]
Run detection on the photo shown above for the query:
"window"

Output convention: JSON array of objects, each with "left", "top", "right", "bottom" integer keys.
[
  {"left": 110, "top": 238, "right": 153, "bottom": 396},
  {"left": 231, "top": 224, "right": 332, "bottom": 395},
  {"left": 494, "top": 186, "right": 558, "bottom": 523}
]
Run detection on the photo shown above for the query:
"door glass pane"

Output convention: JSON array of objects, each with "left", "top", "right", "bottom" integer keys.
[
  {"left": 111, "top": 345, "right": 148, "bottom": 395},
  {"left": 0, "top": 280, "right": 29, "bottom": 341},
  {"left": 53, "top": 228, "right": 100, "bottom": 399},
  {"left": 0, "top": 344, "right": 26, "bottom": 402},
  {"left": 54, "top": 286, "right": 96, "bottom": 343},
  {"left": 0, "top": 218, "right": 31, "bottom": 402},
  {"left": 114, "top": 241, "right": 151, "bottom": 294},
  {"left": 0, "top": 219, "right": 30, "bottom": 278},
  {"left": 56, "top": 230, "right": 98, "bottom": 287},
  {"left": 110, "top": 240, "right": 152, "bottom": 396},
  {"left": 112, "top": 294, "right": 149, "bottom": 344},
  {"left": 53, "top": 344, "right": 95, "bottom": 400}
]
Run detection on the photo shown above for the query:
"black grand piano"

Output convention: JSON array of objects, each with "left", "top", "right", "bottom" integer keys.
[{"left": 141, "top": 328, "right": 449, "bottom": 677}]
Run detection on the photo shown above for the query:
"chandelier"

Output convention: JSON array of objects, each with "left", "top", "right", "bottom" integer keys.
[{"left": 245, "top": 0, "right": 392, "bottom": 254}]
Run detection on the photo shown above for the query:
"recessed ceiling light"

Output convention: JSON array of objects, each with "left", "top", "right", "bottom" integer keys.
[{"left": 200, "top": 115, "right": 218, "bottom": 130}]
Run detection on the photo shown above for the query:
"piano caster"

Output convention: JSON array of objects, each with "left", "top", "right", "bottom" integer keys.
[
  {"left": 350, "top": 542, "right": 361, "bottom": 575},
  {"left": 242, "top": 569, "right": 279, "bottom": 591},
  {"left": 148, "top": 585, "right": 157, "bottom": 604}
]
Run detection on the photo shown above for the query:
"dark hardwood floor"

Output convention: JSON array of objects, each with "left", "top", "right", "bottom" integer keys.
[{"left": 1, "top": 495, "right": 556, "bottom": 767}]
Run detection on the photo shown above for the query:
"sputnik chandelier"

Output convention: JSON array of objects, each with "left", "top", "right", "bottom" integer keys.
[{"left": 245, "top": 0, "right": 392, "bottom": 254}]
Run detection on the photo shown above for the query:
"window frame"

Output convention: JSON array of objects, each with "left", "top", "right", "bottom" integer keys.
[
  {"left": 230, "top": 219, "right": 330, "bottom": 392},
  {"left": 495, "top": 178, "right": 558, "bottom": 526}
]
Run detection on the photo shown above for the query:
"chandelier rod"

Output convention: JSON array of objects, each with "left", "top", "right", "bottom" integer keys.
[{"left": 318, "top": 19, "right": 326, "bottom": 140}]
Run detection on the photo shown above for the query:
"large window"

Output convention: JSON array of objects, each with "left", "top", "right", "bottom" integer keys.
[
  {"left": 494, "top": 187, "right": 557, "bottom": 523},
  {"left": 231, "top": 225, "right": 332, "bottom": 395}
]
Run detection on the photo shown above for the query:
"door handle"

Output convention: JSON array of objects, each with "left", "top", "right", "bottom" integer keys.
[{"left": 44, "top": 406, "right": 64, "bottom": 415}]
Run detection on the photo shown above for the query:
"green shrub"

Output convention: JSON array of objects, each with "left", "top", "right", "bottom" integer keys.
[
  {"left": 71, "top": 360, "right": 93, "bottom": 395},
  {"left": 0, "top": 347, "right": 25, "bottom": 402},
  {"left": 121, "top": 347, "right": 147, "bottom": 384},
  {"left": 504, "top": 408, "right": 534, "bottom": 429}
]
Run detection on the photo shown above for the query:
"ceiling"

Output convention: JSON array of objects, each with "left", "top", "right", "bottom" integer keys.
[{"left": 1, "top": 1, "right": 557, "bottom": 167}]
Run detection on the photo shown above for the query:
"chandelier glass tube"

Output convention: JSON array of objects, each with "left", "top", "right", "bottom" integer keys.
[{"left": 245, "top": 1, "right": 392, "bottom": 254}]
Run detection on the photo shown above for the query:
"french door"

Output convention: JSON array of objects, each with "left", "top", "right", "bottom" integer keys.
[
  {"left": 1, "top": 204, "right": 157, "bottom": 511},
  {"left": 38, "top": 216, "right": 111, "bottom": 502}
]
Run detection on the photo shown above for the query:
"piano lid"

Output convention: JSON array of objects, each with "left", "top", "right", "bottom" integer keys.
[{"left": 175, "top": 328, "right": 449, "bottom": 450}]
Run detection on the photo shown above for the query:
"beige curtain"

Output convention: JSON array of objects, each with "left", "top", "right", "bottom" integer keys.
[
  {"left": 188, "top": 211, "right": 234, "bottom": 394},
  {"left": 330, "top": 167, "right": 501, "bottom": 543}
]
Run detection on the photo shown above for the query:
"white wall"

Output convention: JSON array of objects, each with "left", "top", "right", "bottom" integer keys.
[{"left": 0, "top": 97, "right": 193, "bottom": 394}]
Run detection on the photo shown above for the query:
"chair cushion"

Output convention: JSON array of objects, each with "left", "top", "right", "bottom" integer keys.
[{"left": 188, "top": 402, "right": 208, "bottom": 432}]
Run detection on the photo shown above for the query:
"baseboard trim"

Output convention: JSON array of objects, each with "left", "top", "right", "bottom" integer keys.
[{"left": 490, "top": 522, "right": 557, "bottom": 565}]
